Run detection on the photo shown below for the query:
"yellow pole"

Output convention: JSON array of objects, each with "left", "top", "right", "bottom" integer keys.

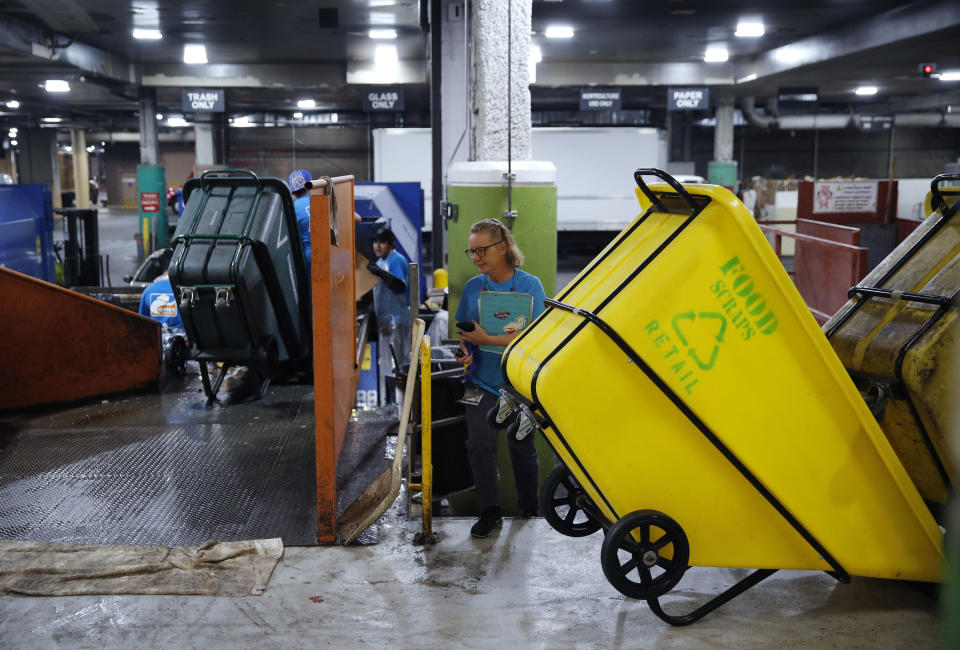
[{"left": 419, "top": 334, "right": 433, "bottom": 539}]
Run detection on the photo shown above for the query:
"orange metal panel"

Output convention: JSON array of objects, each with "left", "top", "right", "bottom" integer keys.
[
  {"left": 0, "top": 267, "right": 161, "bottom": 410},
  {"left": 310, "top": 176, "right": 359, "bottom": 543}
]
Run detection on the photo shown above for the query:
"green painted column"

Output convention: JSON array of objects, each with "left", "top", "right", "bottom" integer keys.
[
  {"left": 446, "top": 161, "right": 558, "bottom": 339},
  {"left": 707, "top": 160, "right": 738, "bottom": 192},
  {"left": 136, "top": 164, "right": 167, "bottom": 255}
]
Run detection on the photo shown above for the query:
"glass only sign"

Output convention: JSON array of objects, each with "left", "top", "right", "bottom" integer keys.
[
  {"left": 181, "top": 89, "right": 225, "bottom": 113},
  {"left": 667, "top": 87, "right": 709, "bottom": 111},
  {"left": 361, "top": 87, "right": 405, "bottom": 112}
]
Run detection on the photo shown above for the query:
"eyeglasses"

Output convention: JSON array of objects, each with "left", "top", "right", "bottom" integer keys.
[{"left": 464, "top": 240, "right": 503, "bottom": 258}]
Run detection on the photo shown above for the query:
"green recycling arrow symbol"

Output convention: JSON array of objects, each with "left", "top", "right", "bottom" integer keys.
[{"left": 671, "top": 310, "right": 727, "bottom": 371}]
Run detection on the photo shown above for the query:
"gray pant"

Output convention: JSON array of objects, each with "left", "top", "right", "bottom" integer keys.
[
  {"left": 465, "top": 389, "right": 539, "bottom": 513},
  {"left": 377, "top": 322, "right": 411, "bottom": 406}
]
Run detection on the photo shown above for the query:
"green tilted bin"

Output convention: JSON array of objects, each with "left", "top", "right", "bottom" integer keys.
[
  {"left": 444, "top": 160, "right": 558, "bottom": 516},
  {"left": 446, "top": 161, "right": 558, "bottom": 339}
]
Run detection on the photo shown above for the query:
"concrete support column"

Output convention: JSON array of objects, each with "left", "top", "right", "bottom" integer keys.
[
  {"left": 194, "top": 113, "right": 216, "bottom": 168},
  {"left": 70, "top": 128, "right": 90, "bottom": 208},
  {"left": 471, "top": 0, "right": 531, "bottom": 161},
  {"left": 18, "top": 127, "right": 61, "bottom": 208},
  {"left": 714, "top": 92, "right": 735, "bottom": 162},
  {"left": 138, "top": 86, "right": 159, "bottom": 165}
]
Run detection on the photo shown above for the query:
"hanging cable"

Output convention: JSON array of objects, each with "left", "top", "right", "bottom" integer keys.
[{"left": 507, "top": 0, "right": 512, "bottom": 212}]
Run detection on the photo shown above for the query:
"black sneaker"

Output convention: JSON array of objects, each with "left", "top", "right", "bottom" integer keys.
[{"left": 470, "top": 507, "right": 502, "bottom": 538}]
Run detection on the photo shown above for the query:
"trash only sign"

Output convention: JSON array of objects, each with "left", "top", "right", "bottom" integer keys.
[
  {"left": 140, "top": 191, "right": 160, "bottom": 213},
  {"left": 182, "top": 89, "right": 225, "bottom": 113}
]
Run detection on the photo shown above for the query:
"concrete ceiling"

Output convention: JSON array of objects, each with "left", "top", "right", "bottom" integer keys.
[{"left": 0, "top": 0, "right": 958, "bottom": 130}]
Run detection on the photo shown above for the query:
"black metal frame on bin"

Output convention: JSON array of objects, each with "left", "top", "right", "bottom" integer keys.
[
  {"left": 501, "top": 168, "right": 851, "bottom": 625},
  {"left": 169, "top": 169, "right": 313, "bottom": 401},
  {"left": 824, "top": 173, "right": 960, "bottom": 499}
]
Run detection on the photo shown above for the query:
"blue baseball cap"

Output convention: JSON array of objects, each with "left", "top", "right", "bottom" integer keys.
[{"left": 288, "top": 169, "right": 313, "bottom": 192}]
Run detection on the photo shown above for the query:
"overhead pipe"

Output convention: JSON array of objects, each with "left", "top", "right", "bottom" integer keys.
[
  {"left": 83, "top": 131, "right": 197, "bottom": 143},
  {"left": 741, "top": 96, "right": 776, "bottom": 129},
  {"left": 741, "top": 97, "right": 960, "bottom": 130}
]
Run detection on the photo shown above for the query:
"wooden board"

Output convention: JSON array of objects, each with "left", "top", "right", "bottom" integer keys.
[
  {"left": 310, "top": 175, "right": 360, "bottom": 543},
  {"left": 0, "top": 267, "right": 160, "bottom": 409}
]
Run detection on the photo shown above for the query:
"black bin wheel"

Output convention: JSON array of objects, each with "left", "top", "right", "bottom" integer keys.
[
  {"left": 600, "top": 510, "right": 689, "bottom": 600},
  {"left": 164, "top": 335, "right": 187, "bottom": 377},
  {"left": 540, "top": 466, "right": 602, "bottom": 537}
]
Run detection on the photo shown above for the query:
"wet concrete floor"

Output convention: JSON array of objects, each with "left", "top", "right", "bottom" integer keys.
[
  {"left": 0, "top": 500, "right": 941, "bottom": 648},
  {"left": 0, "top": 370, "right": 942, "bottom": 647}
]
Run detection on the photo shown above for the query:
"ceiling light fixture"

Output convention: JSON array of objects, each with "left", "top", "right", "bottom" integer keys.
[
  {"left": 86, "top": 145, "right": 95, "bottom": 153},
  {"left": 132, "top": 28, "right": 163, "bottom": 40},
  {"left": 183, "top": 44, "right": 207, "bottom": 64},
  {"left": 369, "top": 0, "right": 395, "bottom": 6},
  {"left": 5, "top": 100, "right": 19, "bottom": 109},
  {"left": 939, "top": 71, "right": 960, "bottom": 82},
  {"left": 855, "top": 86, "right": 878, "bottom": 96},
  {"left": 369, "top": 29, "right": 397, "bottom": 39},
  {"left": 704, "top": 46, "right": 729, "bottom": 63},
  {"left": 156, "top": 113, "right": 163, "bottom": 120},
  {"left": 44, "top": 79, "right": 70, "bottom": 93},
  {"left": 544, "top": 25, "right": 574, "bottom": 39},
  {"left": 10, "top": 140, "right": 17, "bottom": 146},
  {"left": 374, "top": 44, "right": 399, "bottom": 68},
  {"left": 41, "top": 117, "right": 62, "bottom": 123},
  {"left": 167, "top": 116, "right": 189, "bottom": 127},
  {"left": 293, "top": 111, "right": 303, "bottom": 118},
  {"left": 735, "top": 21, "right": 764, "bottom": 38},
  {"left": 297, "top": 99, "right": 316, "bottom": 109}
]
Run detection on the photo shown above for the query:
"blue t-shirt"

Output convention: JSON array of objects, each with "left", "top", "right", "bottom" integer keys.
[
  {"left": 293, "top": 194, "right": 311, "bottom": 266},
  {"left": 373, "top": 248, "right": 411, "bottom": 327},
  {"left": 455, "top": 268, "right": 546, "bottom": 395},
  {"left": 138, "top": 276, "right": 184, "bottom": 332}
]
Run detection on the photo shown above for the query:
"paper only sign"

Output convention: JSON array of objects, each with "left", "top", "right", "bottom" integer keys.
[{"left": 667, "top": 87, "right": 709, "bottom": 111}]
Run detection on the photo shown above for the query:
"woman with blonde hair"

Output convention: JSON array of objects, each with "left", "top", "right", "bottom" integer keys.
[{"left": 456, "top": 218, "right": 547, "bottom": 538}]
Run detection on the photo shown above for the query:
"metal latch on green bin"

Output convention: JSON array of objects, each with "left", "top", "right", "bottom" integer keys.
[{"left": 441, "top": 200, "right": 458, "bottom": 223}]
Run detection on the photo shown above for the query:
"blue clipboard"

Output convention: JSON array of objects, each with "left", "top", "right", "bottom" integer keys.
[{"left": 478, "top": 291, "right": 534, "bottom": 354}]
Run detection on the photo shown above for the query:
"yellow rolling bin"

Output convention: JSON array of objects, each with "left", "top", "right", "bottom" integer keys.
[
  {"left": 824, "top": 173, "right": 960, "bottom": 507},
  {"left": 494, "top": 169, "right": 943, "bottom": 625}
]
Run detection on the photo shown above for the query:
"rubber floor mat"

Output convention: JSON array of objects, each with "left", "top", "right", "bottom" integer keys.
[{"left": 0, "top": 423, "right": 318, "bottom": 546}]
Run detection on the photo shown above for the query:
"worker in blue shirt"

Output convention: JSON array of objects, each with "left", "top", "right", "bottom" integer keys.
[
  {"left": 368, "top": 227, "right": 411, "bottom": 405},
  {"left": 288, "top": 169, "right": 313, "bottom": 266},
  {"left": 456, "top": 218, "right": 547, "bottom": 538},
  {"left": 138, "top": 249, "right": 183, "bottom": 335}
]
